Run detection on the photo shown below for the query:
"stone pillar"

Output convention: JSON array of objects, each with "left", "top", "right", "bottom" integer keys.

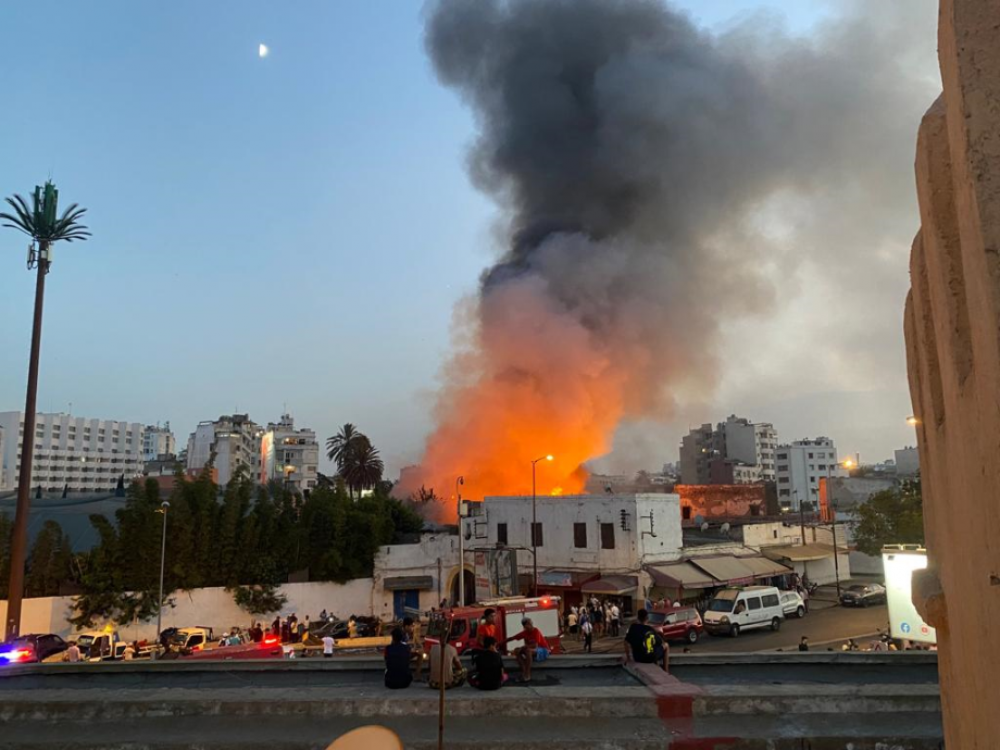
[{"left": 904, "top": 1, "right": 1000, "bottom": 746}]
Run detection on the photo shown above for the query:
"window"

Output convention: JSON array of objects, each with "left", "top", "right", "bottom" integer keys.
[
  {"left": 496, "top": 523, "right": 508, "bottom": 545},
  {"left": 778, "top": 477, "right": 789, "bottom": 484},
  {"left": 682, "top": 506, "right": 692, "bottom": 520},
  {"left": 573, "top": 523, "right": 587, "bottom": 548},
  {"left": 531, "top": 522, "right": 544, "bottom": 547},
  {"left": 762, "top": 594, "right": 779, "bottom": 607},
  {"left": 807, "top": 452, "right": 814, "bottom": 459},
  {"left": 600, "top": 523, "right": 615, "bottom": 550},
  {"left": 746, "top": 597, "right": 762, "bottom": 611},
  {"left": 772, "top": 529, "right": 778, "bottom": 538}
]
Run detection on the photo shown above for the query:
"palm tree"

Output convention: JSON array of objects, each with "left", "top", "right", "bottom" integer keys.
[
  {"left": 1, "top": 181, "right": 90, "bottom": 640},
  {"left": 340, "top": 437, "right": 385, "bottom": 499},
  {"left": 325, "top": 423, "right": 361, "bottom": 469}
]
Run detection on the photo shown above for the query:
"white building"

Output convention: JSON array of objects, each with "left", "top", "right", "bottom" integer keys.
[
  {"left": 260, "top": 414, "right": 319, "bottom": 494},
  {"left": 894, "top": 446, "right": 920, "bottom": 476},
  {"left": 373, "top": 533, "right": 461, "bottom": 620},
  {"left": 459, "top": 493, "right": 684, "bottom": 611},
  {"left": 0, "top": 412, "right": 144, "bottom": 493},
  {"left": 775, "top": 437, "right": 848, "bottom": 511},
  {"left": 186, "top": 414, "right": 262, "bottom": 487},
  {"left": 679, "top": 415, "right": 777, "bottom": 484},
  {"left": 142, "top": 423, "right": 176, "bottom": 462}
]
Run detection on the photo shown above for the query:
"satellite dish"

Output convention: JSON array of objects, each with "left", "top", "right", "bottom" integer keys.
[
  {"left": 701, "top": 522, "right": 710, "bottom": 532},
  {"left": 693, "top": 514, "right": 705, "bottom": 526},
  {"left": 721, "top": 522, "right": 731, "bottom": 534}
]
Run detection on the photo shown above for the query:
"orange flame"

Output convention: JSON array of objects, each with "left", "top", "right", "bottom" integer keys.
[{"left": 400, "top": 279, "right": 629, "bottom": 520}]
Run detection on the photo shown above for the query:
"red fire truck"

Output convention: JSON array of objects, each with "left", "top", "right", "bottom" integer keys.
[{"left": 424, "top": 596, "right": 563, "bottom": 656}]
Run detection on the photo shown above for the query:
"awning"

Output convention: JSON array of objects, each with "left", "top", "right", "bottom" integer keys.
[
  {"left": 646, "top": 562, "right": 719, "bottom": 589},
  {"left": 689, "top": 556, "right": 756, "bottom": 586},
  {"left": 580, "top": 575, "right": 639, "bottom": 595},
  {"left": 383, "top": 575, "right": 434, "bottom": 591},
  {"left": 763, "top": 543, "right": 848, "bottom": 562},
  {"left": 537, "top": 570, "right": 587, "bottom": 587},
  {"left": 740, "top": 556, "right": 793, "bottom": 578}
]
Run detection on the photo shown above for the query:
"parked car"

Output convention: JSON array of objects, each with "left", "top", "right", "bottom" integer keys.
[
  {"left": 780, "top": 590, "right": 807, "bottom": 618},
  {"left": 647, "top": 606, "right": 703, "bottom": 644},
  {"left": 840, "top": 583, "right": 887, "bottom": 607},
  {"left": 0, "top": 633, "right": 69, "bottom": 664},
  {"left": 703, "top": 586, "right": 784, "bottom": 638}
]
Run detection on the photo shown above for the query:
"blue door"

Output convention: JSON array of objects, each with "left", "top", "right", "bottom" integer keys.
[{"left": 393, "top": 590, "right": 420, "bottom": 620}]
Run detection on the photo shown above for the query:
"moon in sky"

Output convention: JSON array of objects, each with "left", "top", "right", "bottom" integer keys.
[{"left": 259, "top": 43, "right": 269, "bottom": 58}]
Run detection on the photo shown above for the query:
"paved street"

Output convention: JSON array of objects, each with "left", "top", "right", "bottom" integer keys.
[{"left": 564, "top": 598, "right": 890, "bottom": 655}]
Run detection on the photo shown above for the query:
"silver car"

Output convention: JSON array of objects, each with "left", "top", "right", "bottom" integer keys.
[{"left": 780, "top": 591, "right": 806, "bottom": 618}]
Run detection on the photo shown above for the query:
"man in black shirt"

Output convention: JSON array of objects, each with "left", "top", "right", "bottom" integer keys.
[
  {"left": 623, "top": 609, "right": 668, "bottom": 671},
  {"left": 384, "top": 628, "right": 413, "bottom": 689},
  {"left": 469, "top": 636, "right": 506, "bottom": 690}
]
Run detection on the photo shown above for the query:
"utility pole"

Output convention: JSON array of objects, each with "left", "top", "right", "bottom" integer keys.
[
  {"left": 1, "top": 182, "right": 90, "bottom": 641},
  {"left": 529, "top": 455, "right": 553, "bottom": 598},
  {"left": 155, "top": 501, "right": 170, "bottom": 653},
  {"left": 456, "top": 476, "right": 465, "bottom": 606}
]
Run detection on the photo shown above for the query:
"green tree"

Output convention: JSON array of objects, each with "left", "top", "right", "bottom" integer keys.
[
  {"left": 229, "top": 584, "right": 288, "bottom": 625},
  {"left": 340, "top": 436, "right": 385, "bottom": 498},
  {"left": 851, "top": 479, "right": 925, "bottom": 556},
  {"left": 25, "top": 520, "right": 74, "bottom": 597},
  {"left": 326, "top": 423, "right": 362, "bottom": 467}
]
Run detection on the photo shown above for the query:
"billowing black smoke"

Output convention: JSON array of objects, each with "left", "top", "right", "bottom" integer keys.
[{"left": 405, "top": 0, "right": 935, "bottom": 506}]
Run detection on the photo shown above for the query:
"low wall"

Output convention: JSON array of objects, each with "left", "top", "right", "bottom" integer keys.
[{"left": 0, "top": 579, "right": 374, "bottom": 641}]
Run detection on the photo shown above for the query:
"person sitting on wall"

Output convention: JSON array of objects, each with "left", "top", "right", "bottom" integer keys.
[
  {"left": 623, "top": 609, "right": 668, "bottom": 672},
  {"left": 503, "top": 617, "right": 550, "bottom": 683},
  {"left": 384, "top": 628, "right": 413, "bottom": 690},
  {"left": 469, "top": 636, "right": 507, "bottom": 690}
]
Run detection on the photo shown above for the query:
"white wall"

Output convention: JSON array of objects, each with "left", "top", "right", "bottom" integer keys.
[
  {"left": 741, "top": 522, "right": 804, "bottom": 549},
  {"left": 480, "top": 494, "right": 683, "bottom": 575},
  {"left": 0, "top": 580, "right": 374, "bottom": 642}
]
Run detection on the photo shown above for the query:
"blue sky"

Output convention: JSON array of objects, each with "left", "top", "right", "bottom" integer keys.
[{"left": 0, "top": 2, "right": 925, "bottom": 475}]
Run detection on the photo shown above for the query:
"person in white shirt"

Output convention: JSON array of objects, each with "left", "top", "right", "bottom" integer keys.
[
  {"left": 322, "top": 635, "right": 336, "bottom": 658},
  {"left": 123, "top": 643, "right": 136, "bottom": 661},
  {"left": 610, "top": 604, "right": 621, "bottom": 637}
]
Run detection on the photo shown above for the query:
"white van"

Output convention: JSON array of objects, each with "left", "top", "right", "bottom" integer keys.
[{"left": 703, "top": 586, "right": 784, "bottom": 637}]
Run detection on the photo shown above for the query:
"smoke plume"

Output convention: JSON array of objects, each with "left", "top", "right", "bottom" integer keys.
[{"left": 405, "top": 0, "right": 936, "bottom": 513}]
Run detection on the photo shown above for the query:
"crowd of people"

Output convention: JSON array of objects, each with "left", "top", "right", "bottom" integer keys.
[{"left": 564, "top": 596, "right": 624, "bottom": 653}]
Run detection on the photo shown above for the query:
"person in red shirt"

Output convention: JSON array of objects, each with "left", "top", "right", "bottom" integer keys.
[
  {"left": 476, "top": 609, "right": 498, "bottom": 648},
  {"left": 503, "top": 617, "right": 549, "bottom": 683}
]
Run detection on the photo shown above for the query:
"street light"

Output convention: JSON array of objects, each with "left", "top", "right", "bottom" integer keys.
[
  {"left": 530, "top": 455, "right": 553, "bottom": 597},
  {"left": 906, "top": 415, "right": 920, "bottom": 427},
  {"left": 155, "top": 501, "right": 170, "bottom": 654},
  {"left": 823, "top": 458, "right": 850, "bottom": 599},
  {"left": 456, "top": 476, "right": 465, "bottom": 606}
]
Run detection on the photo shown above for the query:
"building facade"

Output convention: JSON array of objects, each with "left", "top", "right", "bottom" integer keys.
[
  {"left": 679, "top": 415, "right": 777, "bottom": 484},
  {"left": 185, "top": 414, "right": 262, "bottom": 487},
  {"left": 0, "top": 412, "right": 144, "bottom": 493},
  {"left": 894, "top": 446, "right": 920, "bottom": 476},
  {"left": 260, "top": 414, "right": 319, "bottom": 494},
  {"left": 142, "top": 423, "right": 176, "bottom": 463},
  {"left": 775, "top": 437, "right": 846, "bottom": 511}
]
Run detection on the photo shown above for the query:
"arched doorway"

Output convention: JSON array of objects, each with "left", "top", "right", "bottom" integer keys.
[{"left": 449, "top": 568, "right": 477, "bottom": 607}]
